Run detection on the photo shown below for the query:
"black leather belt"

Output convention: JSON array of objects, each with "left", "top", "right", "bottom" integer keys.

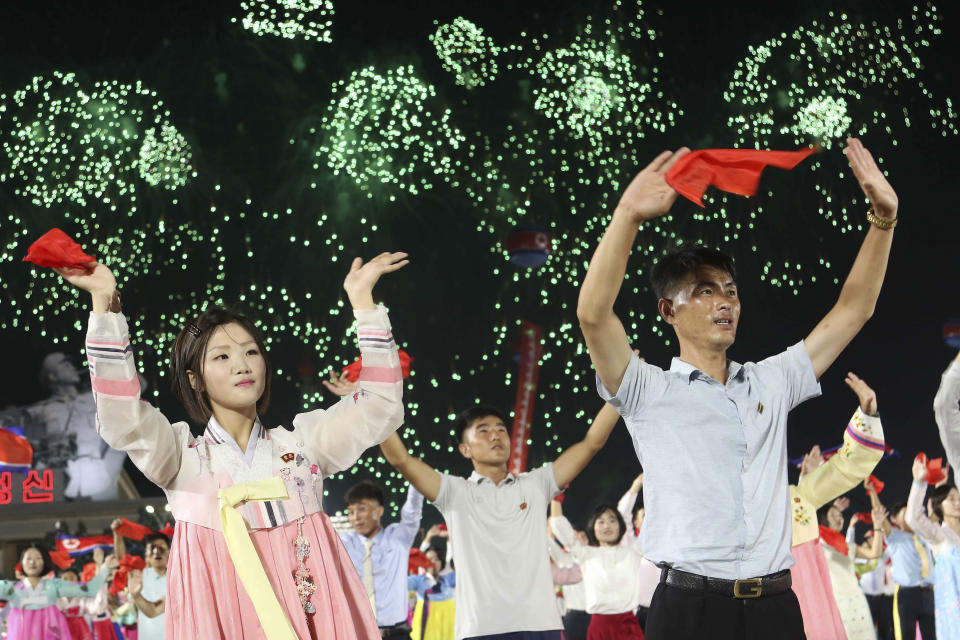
[
  {"left": 660, "top": 565, "right": 792, "bottom": 599},
  {"left": 379, "top": 623, "right": 412, "bottom": 638}
]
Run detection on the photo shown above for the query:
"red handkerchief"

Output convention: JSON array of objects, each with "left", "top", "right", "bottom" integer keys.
[
  {"left": 867, "top": 475, "right": 885, "bottom": 495},
  {"left": 49, "top": 549, "right": 74, "bottom": 570},
  {"left": 343, "top": 349, "right": 413, "bottom": 382},
  {"left": 115, "top": 518, "right": 153, "bottom": 542},
  {"left": 665, "top": 147, "right": 816, "bottom": 207},
  {"left": 23, "top": 228, "right": 95, "bottom": 270}
]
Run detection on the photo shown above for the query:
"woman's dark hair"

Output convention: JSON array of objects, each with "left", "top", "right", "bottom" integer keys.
[
  {"left": 169, "top": 308, "right": 272, "bottom": 423},
  {"left": 816, "top": 504, "right": 840, "bottom": 527},
  {"left": 19, "top": 543, "right": 52, "bottom": 577},
  {"left": 453, "top": 404, "right": 508, "bottom": 444},
  {"left": 650, "top": 245, "right": 737, "bottom": 300},
  {"left": 345, "top": 480, "right": 385, "bottom": 507},
  {"left": 585, "top": 504, "right": 627, "bottom": 546},
  {"left": 425, "top": 545, "right": 446, "bottom": 571},
  {"left": 929, "top": 483, "right": 957, "bottom": 521}
]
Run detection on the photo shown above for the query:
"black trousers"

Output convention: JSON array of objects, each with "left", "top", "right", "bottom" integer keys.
[
  {"left": 562, "top": 609, "right": 591, "bottom": 640},
  {"left": 895, "top": 586, "right": 936, "bottom": 640},
  {"left": 644, "top": 582, "right": 807, "bottom": 640},
  {"left": 866, "top": 594, "right": 895, "bottom": 640}
]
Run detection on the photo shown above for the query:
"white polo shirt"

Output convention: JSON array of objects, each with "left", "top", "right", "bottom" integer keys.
[
  {"left": 138, "top": 567, "right": 166, "bottom": 640},
  {"left": 433, "top": 463, "right": 562, "bottom": 640}
]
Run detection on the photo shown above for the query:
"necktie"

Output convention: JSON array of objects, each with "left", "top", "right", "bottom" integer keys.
[
  {"left": 363, "top": 539, "right": 377, "bottom": 614},
  {"left": 912, "top": 535, "right": 930, "bottom": 578}
]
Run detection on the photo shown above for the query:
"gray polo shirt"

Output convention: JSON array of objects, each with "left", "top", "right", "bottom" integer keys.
[{"left": 598, "top": 341, "right": 820, "bottom": 580}]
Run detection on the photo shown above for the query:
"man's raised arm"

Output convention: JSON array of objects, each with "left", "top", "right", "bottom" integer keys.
[
  {"left": 577, "top": 148, "right": 689, "bottom": 393},
  {"left": 804, "top": 138, "right": 898, "bottom": 379},
  {"left": 380, "top": 432, "right": 443, "bottom": 502}
]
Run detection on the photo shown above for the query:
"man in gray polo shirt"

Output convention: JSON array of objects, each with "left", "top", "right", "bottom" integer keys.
[{"left": 576, "top": 138, "right": 898, "bottom": 640}]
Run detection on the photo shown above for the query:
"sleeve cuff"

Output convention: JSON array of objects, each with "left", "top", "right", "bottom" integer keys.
[
  {"left": 595, "top": 354, "right": 640, "bottom": 408},
  {"left": 791, "top": 340, "right": 823, "bottom": 401},
  {"left": 353, "top": 306, "right": 391, "bottom": 329},
  {"left": 87, "top": 311, "right": 129, "bottom": 338},
  {"left": 846, "top": 408, "right": 885, "bottom": 452}
]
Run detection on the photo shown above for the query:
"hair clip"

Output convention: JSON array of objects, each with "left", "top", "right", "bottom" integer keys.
[{"left": 186, "top": 323, "right": 202, "bottom": 337}]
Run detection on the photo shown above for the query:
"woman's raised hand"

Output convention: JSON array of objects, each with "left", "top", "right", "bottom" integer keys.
[
  {"left": 55, "top": 262, "right": 118, "bottom": 312},
  {"left": 343, "top": 252, "right": 409, "bottom": 310}
]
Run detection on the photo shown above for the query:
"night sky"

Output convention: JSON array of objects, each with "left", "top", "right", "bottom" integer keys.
[{"left": 1, "top": 0, "right": 959, "bottom": 531}]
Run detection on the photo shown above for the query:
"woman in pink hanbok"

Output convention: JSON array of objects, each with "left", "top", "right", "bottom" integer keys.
[{"left": 56, "top": 251, "right": 408, "bottom": 640}]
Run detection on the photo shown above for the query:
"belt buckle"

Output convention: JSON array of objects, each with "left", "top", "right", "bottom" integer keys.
[{"left": 733, "top": 577, "right": 762, "bottom": 599}]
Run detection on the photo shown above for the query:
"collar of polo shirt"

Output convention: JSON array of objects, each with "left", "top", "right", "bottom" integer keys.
[
  {"left": 669, "top": 357, "right": 746, "bottom": 385},
  {"left": 468, "top": 471, "right": 517, "bottom": 486}
]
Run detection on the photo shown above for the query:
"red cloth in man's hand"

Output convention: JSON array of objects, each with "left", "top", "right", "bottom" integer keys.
[
  {"left": 665, "top": 147, "right": 816, "bottom": 207},
  {"left": 115, "top": 518, "right": 153, "bottom": 542},
  {"left": 22, "top": 228, "right": 95, "bottom": 271}
]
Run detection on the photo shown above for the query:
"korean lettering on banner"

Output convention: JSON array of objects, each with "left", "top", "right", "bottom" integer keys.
[
  {"left": 508, "top": 321, "right": 543, "bottom": 476},
  {"left": 0, "top": 469, "right": 64, "bottom": 505}
]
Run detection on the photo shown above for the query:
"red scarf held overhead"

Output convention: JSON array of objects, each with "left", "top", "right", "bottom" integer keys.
[
  {"left": 665, "top": 147, "right": 817, "bottom": 207},
  {"left": 819, "top": 525, "right": 849, "bottom": 556},
  {"left": 22, "top": 228, "right": 95, "bottom": 271}
]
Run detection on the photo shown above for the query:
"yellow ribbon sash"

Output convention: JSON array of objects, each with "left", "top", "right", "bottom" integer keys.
[{"left": 218, "top": 476, "right": 298, "bottom": 640}]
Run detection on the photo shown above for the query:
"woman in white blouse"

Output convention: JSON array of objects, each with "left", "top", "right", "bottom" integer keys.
[{"left": 550, "top": 499, "right": 645, "bottom": 640}]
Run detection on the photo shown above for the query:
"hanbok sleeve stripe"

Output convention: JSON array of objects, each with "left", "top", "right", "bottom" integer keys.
[
  {"left": 90, "top": 375, "right": 141, "bottom": 398},
  {"left": 845, "top": 424, "right": 885, "bottom": 451},
  {"left": 357, "top": 364, "right": 403, "bottom": 384}
]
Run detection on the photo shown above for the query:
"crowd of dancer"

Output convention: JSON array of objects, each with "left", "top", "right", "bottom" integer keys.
[{"left": 1, "top": 137, "right": 959, "bottom": 640}]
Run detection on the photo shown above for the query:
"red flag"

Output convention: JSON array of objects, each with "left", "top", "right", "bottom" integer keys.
[
  {"left": 49, "top": 549, "right": 74, "bottom": 570},
  {"left": 22, "top": 228, "right": 96, "bottom": 271},
  {"left": 115, "top": 518, "right": 153, "bottom": 541},
  {"left": 158, "top": 522, "right": 175, "bottom": 538},
  {"left": 916, "top": 453, "right": 947, "bottom": 485},
  {"left": 666, "top": 147, "right": 816, "bottom": 207},
  {"left": 81, "top": 562, "right": 98, "bottom": 583},
  {"left": 342, "top": 350, "right": 413, "bottom": 383},
  {"left": 0, "top": 427, "right": 33, "bottom": 472}
]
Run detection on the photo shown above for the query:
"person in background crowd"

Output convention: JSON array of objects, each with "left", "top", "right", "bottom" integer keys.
[
  {"left": 1, "top": 544, "right": 116, "bottom": 640},
  {"left": 380, "top": 402, "right": 622, "bottom": 640},
  {"left": 615, "top": 473, "right": 659, "bottom": 632},
  {"left": 550, "top": 497, "right": 646, "bottom": 639},
  {"left": 906, "top": 456, "right": 960, "bottom": 638},
  {"left": 409, "top": 540, "right": 456, "bottom": 640},
  {"left": 339, "top": 480, "right": 424, "bottom": 640},
  {"left": 548, "top": 520, "right": 588, "bottom": 640},
  {"left": 789, "top": 372, "right": 885, "bottom": 640}
]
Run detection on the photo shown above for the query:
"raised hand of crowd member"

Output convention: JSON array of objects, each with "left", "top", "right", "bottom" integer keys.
[
  {"left": 110, "top": 518, "right": 127, "bottom": 558},
  {"left": 833, "top": 496, "right": 851, "bottom": 514},
  {"left": 844, "top": 371, "right": 877, "bottom": 416},
  {"left": 799, "top": 445, "right": 823, "bottom": 480},
  {"left": 128, "top": 569, "right": 165, "bottom": 619}
]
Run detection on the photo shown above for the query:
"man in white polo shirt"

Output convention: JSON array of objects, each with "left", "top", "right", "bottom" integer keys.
[{"left": 379, "top": 402, "right": 621, "bottom": 640}]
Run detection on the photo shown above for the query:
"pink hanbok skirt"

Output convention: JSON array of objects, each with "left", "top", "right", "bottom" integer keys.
[
  {"left": 165, "top": 510, "right": 379, "bottom": 639},
  {"left": 7, "top": 604, "right": 73, "bottom": 640},
  {"left": 790, "top": 538, "right": 848, "bottom": 640}
]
